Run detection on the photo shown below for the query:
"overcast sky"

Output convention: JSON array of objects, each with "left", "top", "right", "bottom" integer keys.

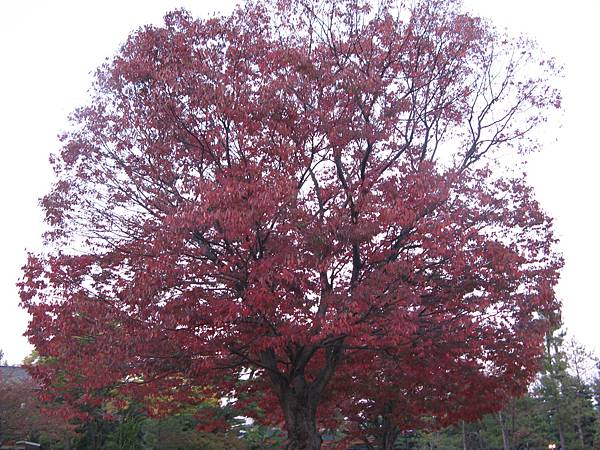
[{"left": 0, "top": 0, "right": 598, "bottom": 365}]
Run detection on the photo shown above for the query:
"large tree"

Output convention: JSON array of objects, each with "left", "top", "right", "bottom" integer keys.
[{"left": 20, "top": 0, "right": 562, "bottom": 448}]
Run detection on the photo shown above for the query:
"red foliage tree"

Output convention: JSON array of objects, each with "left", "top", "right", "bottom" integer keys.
[{"left": 20, "top": 0, "right": 562, "bottom": 448}]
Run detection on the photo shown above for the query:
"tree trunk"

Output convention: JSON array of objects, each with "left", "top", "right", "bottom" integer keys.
[
  {"left": 462, "top": 420, "right": 467, "bottom": 450},
  {"left": 577, "top": 417, "right": 585, "bottom": 449},
  {"left": 498, "top": 411, "right": 511, "bottom": 450},
  {"left": 381, "top": 432, "right": 399, "bottom": 450},
  {"left": 381, "top": 418, "right": 399, "bottom": 450},
  {"left": 576, "top": 411, "right": 585, "bottom": 448},
  {"left": 282, "top": 389, "right": 322, "bottom": 450},
  {"left": 261, "top": 344, "right": 343, "bottom": 450},
  {"left": 558, "top": 422, "right": 566, "bottom": 450}
]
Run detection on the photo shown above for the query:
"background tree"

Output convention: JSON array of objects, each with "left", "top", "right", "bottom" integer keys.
[
  {"left": 535, "top": 333, "right": 598, "bottom": 449},
  {"left": 0, "top": 370, "right": 76, "bottom": 448},
  {"left": 592, "top": 365, "right": 600, "bottom": 448},
  {"left": 565, "top": 338, "right": 598, "bottom": 447},
  {"left": 537, "top": 330, "right": 579, "bottom": 448},
  {"left": 414, "top": 332, "right": 599, "bottom": 450},
  {"left": 20, "top": 0, "right": 561, "bottom": 448}
]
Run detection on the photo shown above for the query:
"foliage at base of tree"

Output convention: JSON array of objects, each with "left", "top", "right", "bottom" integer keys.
[
  {"left": 4, "top": 327, "right": 599, "bottom": 450},
  {"left": 3, "top": 330, "right": 599, "bottom": 449},
  {"left": 67, "top": 400, "right": 285, "bottom": 449}
]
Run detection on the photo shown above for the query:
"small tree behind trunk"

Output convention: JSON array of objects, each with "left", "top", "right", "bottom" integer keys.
[{"left": 498, "top": 411, "right": 510, "bottom": 450}]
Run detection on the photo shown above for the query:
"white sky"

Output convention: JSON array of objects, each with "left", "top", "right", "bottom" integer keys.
[{"left": 0, "top": 0, "right": 598, "bottom": 365}]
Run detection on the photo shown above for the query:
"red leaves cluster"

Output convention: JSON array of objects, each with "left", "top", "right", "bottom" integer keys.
[{"left": 20, "top": 0, "right": 561, "bottom": 446}]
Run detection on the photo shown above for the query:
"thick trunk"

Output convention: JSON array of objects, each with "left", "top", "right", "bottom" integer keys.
[
  {"left": 376, "top": 402, "right": 400, "bottom": 450},
  {"left": 282, "top": 390, "right": 322, "bottom": 450},
  {"left": 261, "top": 343, "right": 343, "bottom": 450},
  {"left": 381, "top": 429, "right": 399, "bottom": 450}
]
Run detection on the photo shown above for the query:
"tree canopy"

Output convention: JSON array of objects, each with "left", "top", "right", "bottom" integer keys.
[{"left": 20, "top": 0, "right": 562, "bottom": 448}]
